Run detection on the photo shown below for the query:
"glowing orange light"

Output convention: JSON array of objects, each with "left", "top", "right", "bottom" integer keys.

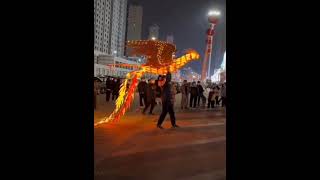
[{"left": 94, "top": 40, "right": 200, "bottom": 127}]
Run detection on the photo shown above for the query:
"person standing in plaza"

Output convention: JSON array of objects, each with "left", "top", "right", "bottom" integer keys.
[
  {"left": 94, "top": 79, "right": 100, "bottom": 109},
  {"left": 138, "top": 78, "right": 148, "bottom": 108},
  {"left": 189, "top": 81, "right": 198, "bottom": 108},
  {"left": 143, "top": 78, "right": 157, "bottom": 115},
  {"left": 105, "top": 77, "right": 112, "bottom": 102},
  {"left": 180, "top": 80, "right": 189, "bottom": 110},
  {"left": 214, "top": 85, "right": 221, "bottom": 106},
  {"left": 221, "top": 82, "right": 226, "bottom": 107},
  {"left": 112, "top": 78, "right": 121, "bottom": 100},
  {"left": 207, "top": 88, "right": 215, "bottom": 108},
  {"left": 157, "top": 72, "right": 179, "bottom": 129},
  {"left": 197, "top": 81, "right": 205, "bottom": 107},
  {"left": 155, "top": 76, "right": 163, "bottom": 106}
]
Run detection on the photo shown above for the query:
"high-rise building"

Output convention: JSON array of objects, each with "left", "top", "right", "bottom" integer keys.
[
  {"left": 94, "top": 0, "right": 127, "bottom": 57},
  {"left": 94, "top": 0, "right": 112, "bottom": 55},
  {"left": 126, "top": 4, "right": 143, "bottom": 41},
  {"left": 110, "top": 0, "right": 127, "bottom": 57},
  {"left": 166, "top": 34, "right": 174, "bottom": 44},
  {"left": 148, "top": 24, "right": 159, "bottom": 40}
]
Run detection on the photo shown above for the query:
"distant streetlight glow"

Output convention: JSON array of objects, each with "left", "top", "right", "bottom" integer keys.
[
  {"left": 208, "top": 10, "right": 220, "bottom": 16},
  {"left": 151, "top": 37, "right": 156, "bottom": 40}
]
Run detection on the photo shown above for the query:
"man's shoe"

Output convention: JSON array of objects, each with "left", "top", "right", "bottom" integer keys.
[
  {"left": 157, "top": 125, "right": 164, "bottom": 129},
  {"left": 172, "top": 125, "right": 180, "bottom": 128}
]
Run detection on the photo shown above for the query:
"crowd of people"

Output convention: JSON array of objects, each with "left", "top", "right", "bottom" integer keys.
[
  {"left": 94, "top": 74, "right": 226, "bottom": 129},
  {"left": 180, "top": 80, "right": 226, "bottom": 110},
  {"left": 137, "top": 76, "right": 226, "bottom": 112},
  {"left": 93, "top": 76, "right": 122, "bottom": 109},
  {"left": 94, "top": 75, "right": 226, "bottom": 110}
]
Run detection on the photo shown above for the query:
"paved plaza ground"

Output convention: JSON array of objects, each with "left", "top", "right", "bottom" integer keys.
[{"left": 94, "top": 93, "right": 226, "bottom": 180}]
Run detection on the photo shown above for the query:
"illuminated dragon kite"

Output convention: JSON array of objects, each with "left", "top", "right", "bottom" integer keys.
[{"left": 94, "top": 40, "right": 200, "bottom": 126}]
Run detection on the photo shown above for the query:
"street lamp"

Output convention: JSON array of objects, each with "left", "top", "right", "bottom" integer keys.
[
  {"left": 151, "top": 37, "right": 156, "bottom": 40},
  {"left": 208, "top": 10, "right": 221, "bottom": 16},
  {"left": 112, "top": 50, "right": 117, "bottom": 76}
]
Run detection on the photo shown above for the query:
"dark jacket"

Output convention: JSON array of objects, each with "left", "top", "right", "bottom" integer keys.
[
  {"left": 138, "top": 81, "right": 148, "bottom": 94},
  {"left": 113, "top": 80, "right": 120, "bottom": 95},
  {"left": 190, "top": 85, "right": 198, "bottom": 96},
  {"left": 146, "top": 83, "right": 157, "bottom": 102},
  {"left": 208, "top": 91, "right": 214, "bottom": 101},
  {"left": 161, "top": 73, "right": 174, "bottom": 104},
  {"left": 106, "top": 79, "right": 113, "bottom": 91},
  {"left": 155, "top": 86, "right": 162, "bottom": 98},
  {"left": 197, "top": 84, "right": 204, "bottom": 94}
]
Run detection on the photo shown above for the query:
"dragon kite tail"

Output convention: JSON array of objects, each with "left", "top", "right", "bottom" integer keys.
[{"left": 94, "top": 70, "right": 144, "bottom": 126}]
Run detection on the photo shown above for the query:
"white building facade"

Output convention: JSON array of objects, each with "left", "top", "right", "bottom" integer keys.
[
  {"left": 94, "top": 0, "right": 130, "bottom": 78},
  {"left": 211, "top": 51, "right": 226, "bottom": 83},
  {"left": 94, "top": 0, "right": 112, "bottom": 55},
  {"left": 94, "top": 55, "right": 140, "bottom": 77},
  {"left": 94, "top": 0, "right": 127, "bottom": 57}
]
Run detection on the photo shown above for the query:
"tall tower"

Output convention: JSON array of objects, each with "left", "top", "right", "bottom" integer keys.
[
  {"left": 148, "top": 24, "right": 159, "bottom": 40},
  {"left": 110, "top": 0, "right": 127, "bottom": 57},
  {"left": 201, "top": 10, "right": 220, "bottom": 81},
  {"left": 166, "top": 33, "right": 174, "bottom": 44},
  {"left": 126, "top": 3, "right": 143, "bottom": 41}
]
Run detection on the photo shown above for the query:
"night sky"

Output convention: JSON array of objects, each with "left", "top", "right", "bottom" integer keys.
[{"left": 128, "top": 0, "right": 226, "bottom": 75}]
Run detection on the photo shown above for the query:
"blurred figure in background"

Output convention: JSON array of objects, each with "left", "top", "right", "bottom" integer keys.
[
  {"left": 112, "top": 78, "right": 121, "bottom": 100},
  {"left": 155, "top": 76, "right": 164, "bottom": 106},
  {"left": 105, "top": 77, "right": 112, "bottom": 102},
  {"left": 197, "top": 81, "right": 205, "bottom": 107},
  {"left": 207, "top": 88, "right": 215, "bottom": 108},
  {"left": 221, "top": 82, "right": 226, "bottom": 107},
  {"left": 189, "top": 81, "right": 198, "bottom": 108},
  {"left": 214, "top": 85, "right": 221, "bottom": 106},
  {"left": 180, "top": 80, "right": 189, "bottom": 110},
  {"left": 138, "top": 78, "right": 148, "bottom": 108},
  {"left": 94, "top": 79, "right": 100, "bottom": 109},
  {"left": 143, "top": 78, "right": 157, "bottom": 115}
]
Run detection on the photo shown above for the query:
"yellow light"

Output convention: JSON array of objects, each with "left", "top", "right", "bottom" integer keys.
[
  {"left": 96, "top": 40, "right": 200, "bottom": 127},
  {"left": 181, "top": 56, "right": 186, "bottom": 63}
]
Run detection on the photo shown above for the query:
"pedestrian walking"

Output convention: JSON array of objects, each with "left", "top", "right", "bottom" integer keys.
[
  {"left": 143, "top": 79, "right": 157, "bottom": 115},
  {"left": 138, "top": 78, "right": 148, "bottom": 107},
  {"left": 157, "top": 72, "right": 179, "bottom": 129}
]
